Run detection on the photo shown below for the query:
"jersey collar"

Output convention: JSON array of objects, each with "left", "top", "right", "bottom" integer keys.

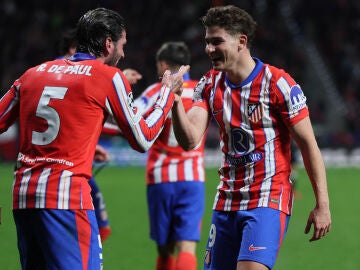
[
  {"left": 68, "top": 53, "right": 96, "bottom": 62},
  {"left": 225, "top": 57, "right": 264, "bottom": 89}
]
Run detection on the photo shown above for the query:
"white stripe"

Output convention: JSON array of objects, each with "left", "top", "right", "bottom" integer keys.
[
  {"left": 239, "top": 83, "right": 253, "bottom": 210},
  {"left": 0, "top": 86, "right": 19, "bottom": 118},
  {"left": 35, "top": 168, "right": 51, "bottom": 208},
  {"left": 153, "top": 154, "right": 166, "bottom": 184},
  {"left": 18, "top": 168, "right": 32, "bottom": 209},
  {"left": 277, "top": 77, "right": 297, "bottom": 117},
  {"left": 258, "top": 67, "right": 275, "bottom": 208},
  {"left": 184, "top": 159, "right": 194, "bottom": 181},
  {"left": 168, "top": 159, "right": 178, "bottom": 182},
  {"left": 197, "top": 156, "right": 205, "bottom": 182},
  {"left": 113, "top": 73, "right": 169, "bottom": 151},
  {"left": 213, "top": 177, "right": 223, "bottom": 209},
  {"left": 181, "top": 88, "right": 194, "bottom": 98},
  {"left": 57, "top": 170, "right": 72, "bottom": 209},
  {"left": 223, "top": 82, "right": 233, "bottom": 155},
  {"left": 224, "top": 167, "right": 236, "bottom": 211}
]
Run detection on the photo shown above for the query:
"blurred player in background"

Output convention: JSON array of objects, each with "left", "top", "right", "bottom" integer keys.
[
  {"left": 135, "top": 42, "right": 206, "bottom": 270},
  {"left": 0, "top": 7, "right": 188, "bottom": 270},
  {"left": 171, "top": 5, "right": 331, "bottom": 270}
]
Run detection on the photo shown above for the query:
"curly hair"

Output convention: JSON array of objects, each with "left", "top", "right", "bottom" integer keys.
[{"left": 201, "top": 5, "right": 257, "bottom": 48}]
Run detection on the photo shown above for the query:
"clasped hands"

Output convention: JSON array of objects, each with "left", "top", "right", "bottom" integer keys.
[{"left": 161, "top": 65, "right": 190, "bottom": 100}]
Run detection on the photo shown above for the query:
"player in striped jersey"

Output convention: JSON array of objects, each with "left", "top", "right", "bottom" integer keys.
[
  {"left": 171, "top": 5, "right": 331, "bottom": 270},
  {"left": 0, "top": 8, "right": 188, "bottom": 270},
  {"left": 135, "top": 42, "right": 206, "bottom": 270}
]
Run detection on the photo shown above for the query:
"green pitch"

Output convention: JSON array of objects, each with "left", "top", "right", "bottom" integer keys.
[{"left": 0, "top": 164, "right": 359, "bottom": 269}]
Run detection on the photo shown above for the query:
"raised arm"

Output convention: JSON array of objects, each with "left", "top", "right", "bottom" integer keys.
[
  {"left": 290, "top": 117, "right": 331, "bottom": 241},
  {"left": 108, "top": 65, "right": 190, "bottom": 153},
  {"left": 171, "top": 97, "right": 209, "bottom": 151}
]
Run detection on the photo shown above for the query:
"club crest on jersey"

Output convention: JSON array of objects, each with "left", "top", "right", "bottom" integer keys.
[
  {"left": 247, "top": 103, "right": 263, "bottom": 123},
  {"left": 290, "top": 85, "right": 306, "bottom": 111}
]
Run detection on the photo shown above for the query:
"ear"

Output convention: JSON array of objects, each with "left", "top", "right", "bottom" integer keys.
[
  {"left": 104, "top": 37, "right": 113, "bottom": 55},
  {"left": 238, "top": 34, "right": 248, "bottom": 50},
  {"left": 159, "top": 60, "right": 168, "bottom": 70}
]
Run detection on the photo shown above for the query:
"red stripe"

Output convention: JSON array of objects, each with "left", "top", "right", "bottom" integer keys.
[
  {"left": 277, "top": 211, "right": 287, "bottom": 258},
  {"left": 75, "top": 210, "right": 91, "bottom": 270}
]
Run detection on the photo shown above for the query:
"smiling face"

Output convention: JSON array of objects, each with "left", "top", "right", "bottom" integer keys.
[{"left": 205, "top": 26, "right": 242, "bottom": 72}]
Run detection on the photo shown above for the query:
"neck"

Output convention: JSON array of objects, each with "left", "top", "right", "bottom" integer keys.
[{"left": 226, "top": 54, "right": 255, "bottom": 85}]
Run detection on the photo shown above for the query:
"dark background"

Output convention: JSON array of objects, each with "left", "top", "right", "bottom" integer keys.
[{"left": 0, "top": 0, "right": 359, "bottom": 148}]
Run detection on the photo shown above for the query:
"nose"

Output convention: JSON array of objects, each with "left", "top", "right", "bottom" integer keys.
[{"left": 206, "top": 43, "right": 215, "bottom": 54}]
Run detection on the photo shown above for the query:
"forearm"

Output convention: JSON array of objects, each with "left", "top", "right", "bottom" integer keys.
[
  {"left": 171, "top": 98, "right": 203, "bottom": 150},
  {"left": 300, "top": 141, "right": 329, "bottom": 208}
]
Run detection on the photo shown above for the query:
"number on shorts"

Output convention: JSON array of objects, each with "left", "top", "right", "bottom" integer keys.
[{"left": 208, "top": 223, "right": 216, "bottom": 248}]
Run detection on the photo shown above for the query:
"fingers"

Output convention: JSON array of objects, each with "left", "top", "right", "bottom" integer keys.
[
  {"left": 177, "top": 65, "right": 190, "bottom": 76},
  {"left": 161, "top": 70, "right": 172, "bottom": 87},
  {"left": 312, "top": 223, "right": 331, "bottom": 241},
  {"left": 304, "top": 220, "right": 311, "bottom": 234},
  {"left": 161, "top": 65, "right": 190, "bottom": 96},
  {"left": 94, "top": 145, "right": 110, "bottom": 162},
  {"left": 123, "top": 68, "right": 143, "bottom": 85},
  {"left": 306, "top": 221, "right": 331, "bottom": 242}
]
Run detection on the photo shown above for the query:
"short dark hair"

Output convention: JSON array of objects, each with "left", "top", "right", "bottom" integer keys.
[
  {"left": 156, "top": 41, "right": 191, "bottom": 67},
  {"left": 58, "top": 28, "right": 77, "bottom": 56},
  {"left": 76, "top": 7, "right": 125, "bottom": 57},
  {"left": 201, "top": 5, "right": 257, "bottom": 48}
]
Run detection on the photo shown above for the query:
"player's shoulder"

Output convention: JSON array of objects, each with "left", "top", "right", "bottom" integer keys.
[
  {"left": 196, "top": 69, "right": 222, "bottom": 91},
  {"left": 264, "top": 62, "right": 295, "bottom": 85}
]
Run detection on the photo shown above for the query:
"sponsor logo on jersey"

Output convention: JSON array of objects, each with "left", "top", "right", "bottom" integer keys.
[
  {"left": 290, "top": 85, "right": 306, "bottom": 111},
  {"left": 232, "top": 128, "right": 250, "bottom": 154},
  {"left": 248, "top": 244, "right": 267, "bottom": 251}
]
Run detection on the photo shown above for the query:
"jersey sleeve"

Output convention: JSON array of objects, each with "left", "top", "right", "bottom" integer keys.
[
  {"left": 273, "top": 72, "right": 309, "bottom": 127},
  {"left": 0, "top": 80, "right": 20, "bottom": 133},
  {"left": 101, "top": 121, "right": 122, "bottom": 136},
  {"left": 106, "top": 71, "right": 174, "bottom": 152},
  {"left": 134, "top": 82, "right": 162, "bottom": 116},
  {"left": 192, "top": 75, "right": 211, "bottom": 111}
]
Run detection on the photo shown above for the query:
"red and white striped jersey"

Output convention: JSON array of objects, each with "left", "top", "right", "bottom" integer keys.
[
  {"left": 193, "top": 58, "right": 309, "bottom": 214},
  {"left": 0, "top": 54, "right": 174, "bottom": 210},
  {"left": 135, "top": 76, "right": 206, "bottom": 185}
]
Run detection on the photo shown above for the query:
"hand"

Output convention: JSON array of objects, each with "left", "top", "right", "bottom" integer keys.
[
  {"left": 304, "top": 206, "right": 331, "bottom": 241},
  {"left": 94, "top": 144, "right": 109, "bottom": 162},
  {"left": 161, "top": 65, "right": 190, "bottom": 97},
  {"left": 123, "top": 68, "right": 143, "bottom": 85}
]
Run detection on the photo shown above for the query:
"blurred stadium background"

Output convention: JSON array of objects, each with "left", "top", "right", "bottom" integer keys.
[
  {"left": 0, "top": 0, "right": 359, "bottom": 165},
  {"left": 0, "top": 1, "right": 359, "bottom": 269}
]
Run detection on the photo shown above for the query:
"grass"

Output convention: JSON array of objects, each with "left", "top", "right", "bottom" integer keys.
[{"left": 1, "top": 164, "right": 359, "bottom": 269}]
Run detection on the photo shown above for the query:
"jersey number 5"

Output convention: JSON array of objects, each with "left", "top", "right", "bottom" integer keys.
[{"left": 32, "top": 86, "right": 68, "bottom": 146}]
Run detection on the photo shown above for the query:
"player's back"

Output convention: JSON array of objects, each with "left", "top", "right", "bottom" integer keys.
[{"left": 13, "top": 58, "right": 115, "bottom": 210}]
